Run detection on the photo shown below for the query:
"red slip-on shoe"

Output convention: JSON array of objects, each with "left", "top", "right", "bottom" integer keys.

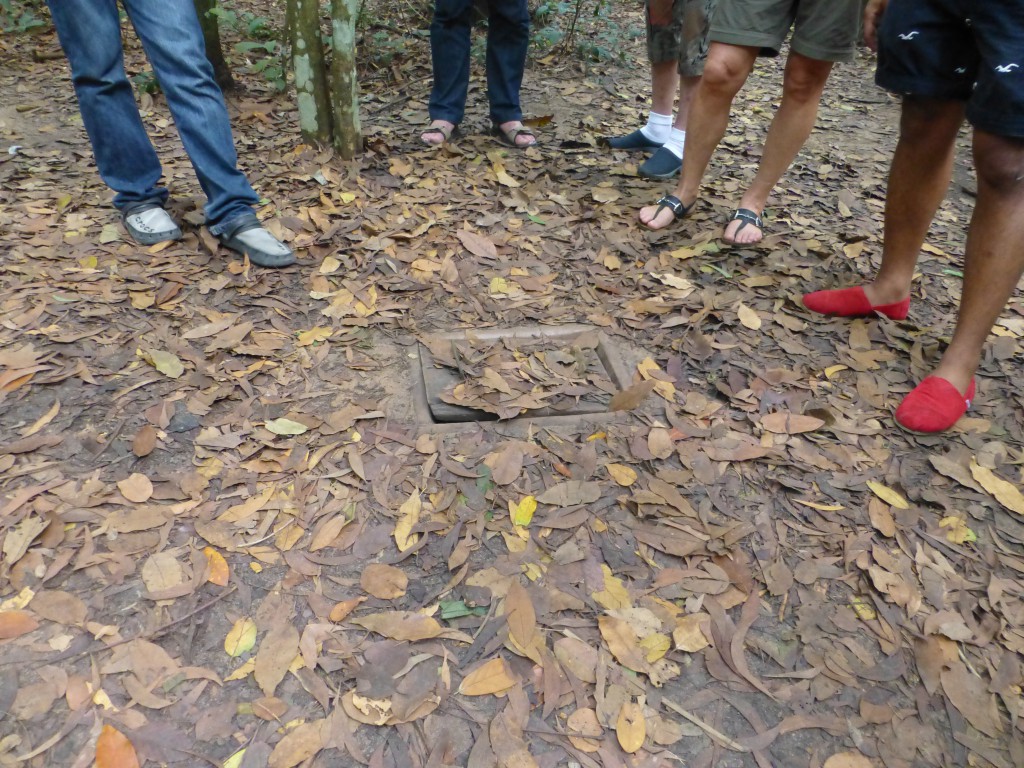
[
  {"left": 802, "top": 286, "right": 910, "bottom": 320},
  {"left": 894, "top": 376, "right": 976, "bottom": 434}
]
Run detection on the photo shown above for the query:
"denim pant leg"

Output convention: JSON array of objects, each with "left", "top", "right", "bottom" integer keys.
[
  {"left": 123, "top": 0, "right": 258, "bottom": 230},
  {"left": 428, "top": 0, "right": 475, "bottom": 125},
  {"left": 46, "top": 0, "right": 167, "bottom": 212},
  {"left": 485, "top": 0, "right": 529, "bottom": 125}
]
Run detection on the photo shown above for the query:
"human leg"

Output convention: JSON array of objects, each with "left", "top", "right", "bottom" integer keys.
[
  {"left": 45, "top": 0, "right": 167, "bottom": 212},
  {"left": 424, "top": 0, "right": 474, "bottom": 143},
  {"left": 123, "top": 0, "right": 260, "bottom": 230},
  {"left": 722, "top": 50, "right": 834, "bottom": 244},
  {"left": 638, "top": 41, "right": 756, "bottom": 228}
]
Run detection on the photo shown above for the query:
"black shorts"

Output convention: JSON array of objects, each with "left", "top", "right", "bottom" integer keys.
[{"left": 876, "top": 0, "right": 1024, "bottom": 138}]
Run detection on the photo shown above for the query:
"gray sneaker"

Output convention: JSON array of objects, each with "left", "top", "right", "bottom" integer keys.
[
  {"left": 216, "top": 215, "right": 295, "bottom": 268},
  {"left": 122, "top": 205, "right": 183, "bottom": 245}
]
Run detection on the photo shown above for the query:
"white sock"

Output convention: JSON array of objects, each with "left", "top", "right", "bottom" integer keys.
[
  {"left": 640, "top": 112, "right": 672, "bottom": 144},
  {"left": 663, "top": 128, "right": 686, "bottom": 159}
]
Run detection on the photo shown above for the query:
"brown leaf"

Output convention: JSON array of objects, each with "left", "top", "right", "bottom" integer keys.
[
  {"left": 823, "top": 753, "right": 873, "bottom": 768},
  {"left": 30, "top": 590, "right": 87, "bottom": 626},
  {"left": 566, "top": 707, "right": 602, "bottom": 753},
  {"left": 504, "top": 581, "right": 537, "bottom": 650},
  {"left": 350, "top": 611, "right": 442, "bottom": 642},
  {"left": 458, "top": 657, "right": 518, "bottom": 696},
  {"left": 761, "top": 412, "right": 825, "bottom": 434},
  {"left": 536, "top": 480, "right": 601, "bottom": 507},
  {"left": 268, "top": 720, "right": 324, "bottom": 768},
  {"left": 255, "top": 622, "right": 300, "bottom": 697},
  {"left": 132, "top": 424, "right": 158, "bottom": 457},
  {"left": 616, "top": 701, "right": 646, "bottom": 754},
  {"left": 455, "top": 229, "right": 498, "bottom": 259},
  {"left": 867, "top": 497, "right": 896, "bottom": 537},
  {"left": 141, "top": 552, "right": 184, "bottom": 594},
  {"left": 329, "top": 596, "right": 367, "bottom": 623},
  {"left": 941, "top": 662, "right": 1003, "bottom": 737},
  {"left": 487, "top": 444, "right": 524, "bottom": 486},
  {"left": 95, "top": 725, "right": 140, "bottom": 768},
  {"left": 608, "top": 380, "right": 656, "bottom": 412},
  {"left": 0, "top": 610, "right": 38, "bottom": 640},
  {"left": 360, "top": 563, "right": 408, "bottom": 599},
  {"left": 117, "top": 473, "right": 153, "bottom": 503},
  {"left": 970, "top": 458, "right": 1024, "bottom": 515}
]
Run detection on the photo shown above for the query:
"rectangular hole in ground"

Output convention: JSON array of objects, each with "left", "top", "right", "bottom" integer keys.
[{"left": 415, "top": 324, "right": 635, "bottom": 425}]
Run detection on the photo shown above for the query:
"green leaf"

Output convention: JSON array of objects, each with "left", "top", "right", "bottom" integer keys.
[
  {"left": 147, "top": 349, "right": 184, "bottom": 379},
  {"left": 526, "top": 213, "right": 547, "bottom": 225},
  {"left": 265, "top": 418, "right": 308, "bottom": 436}
]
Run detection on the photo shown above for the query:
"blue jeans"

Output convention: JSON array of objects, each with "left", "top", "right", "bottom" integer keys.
[
  {"left": 46, "top": 0, "right": 258, "bottom": 230},
  {"left": 428, "top": 0, "right": 530, "bottom": 126}
]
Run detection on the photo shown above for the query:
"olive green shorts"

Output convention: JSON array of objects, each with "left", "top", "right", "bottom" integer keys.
[
  {"left": 646, "top": 0, "right": 718, "bottom": 76},
  {"left": 709, "top": 0, "right": 862, "bottom": 62}
]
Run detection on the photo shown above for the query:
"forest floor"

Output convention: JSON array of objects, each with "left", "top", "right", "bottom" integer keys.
[{"left": 1, "top": 4, "right": 1023, "bottom": 768}]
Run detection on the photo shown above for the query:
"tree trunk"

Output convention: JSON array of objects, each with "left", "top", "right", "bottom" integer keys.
[
  {"left": 288, "top": 0, "right": 333, "bottom": 146},
  {"left": 329, "top": 0, "right": 361, "bottom": 159},
  {"left": 193, "top": 0, "right": 234, "bottom": 92}
]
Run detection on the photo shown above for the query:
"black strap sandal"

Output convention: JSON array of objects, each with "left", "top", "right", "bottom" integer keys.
[
  {"left": 650, "top": 194, "right": 696, "bottom": 225},
  {"left": 722, "top": 208, "right": 764, "bottom": 244},
  {"left": 491, "top": 124, "right": 537, "bottom": 149},
  {"left": 420, "top": 122, "right": 460, "bottom": 146}
]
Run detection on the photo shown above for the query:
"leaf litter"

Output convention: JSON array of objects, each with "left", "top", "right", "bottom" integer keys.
[{"left": 1, "top": 5, "right": 1023, "bottom": 768}]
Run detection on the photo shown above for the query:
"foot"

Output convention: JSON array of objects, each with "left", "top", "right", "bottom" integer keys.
[
  {"left": 638, "top": 147, "right": 682, "bottom": 179},
  {"left": 122, "top": 205, "right": 182, "bottom": 246},
  {"left": 421, "top": 120, "right": 457, "bottom": 146},
  {"left": 802, "top": 285, "right": 910, "bottom": 320},
  {"left": 606, "top": 128, "right": 663, "bottom": 151},
  {"left": 495, "top": 121, "right": 537, "bottom": 148},
  {"left": 894, "top": 376, "right": 976, "bottom": 433},
  {"left": 638, "top": 194, "right": 694, "bottom": 231},
  {"left": 722, "top": 208, "right": 764, "bottom": 245},
  {"left": 216, "top": 214, "right": 295, "bottom": 268}
]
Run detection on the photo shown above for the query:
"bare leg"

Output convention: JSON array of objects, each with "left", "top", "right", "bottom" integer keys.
[
  {"left": 639, "top": 42, "right": 756, "bottom": 229},
  {"left": 724, "top": 51, "right": 835, "bottom": 244},
  {"left": 674, "top": 74, "right": 701, "bottom": 131},
  {"left": 863, "top": 98, "right": 965, "bottom": 304},
  {"left": 929, "top": 130, "right": 1024, "bottom": 393},
  {"left": 652, "top": 60, "right": 679, "bottom": 116}
]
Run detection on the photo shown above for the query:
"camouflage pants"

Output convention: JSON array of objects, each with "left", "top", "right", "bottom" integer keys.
[{"left": 646, "top": 0, "right": 717, "bottom": 76}]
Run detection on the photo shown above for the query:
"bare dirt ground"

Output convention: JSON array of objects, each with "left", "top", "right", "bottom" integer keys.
[{"left": 2, "top": 5, "right": 1024, "bottom": 768}]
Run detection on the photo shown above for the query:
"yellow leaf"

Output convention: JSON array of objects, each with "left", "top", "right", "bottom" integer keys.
[
  {"left": 223, "top": 748, "right": 246, "bottom": 768},
  {"left": 792, "top": 499, "right": 844, "bottom": 512},
  {"left": 394, "top": 490, "right": 421, "bottom": 552},
  {"left": 637, "top": 357, "right": 675, "bottom": 401},
  {"left": 225, "top": 617, "right": 257, "bottom": 657},
  {"left": 204, "top": 547, "right": 230, "bottom": 587},
  {"left": 226, "top": 657, "right": 256, "bottom": 681},
  {"left": 969, "top": 458, "right": 1024, "bottom": 515},
  {"left": 606, "top": 463, "right": 637, "bottom": 486},
  {"left": 866, "top": 481, "right": 909, "bottom": 509},
  {"left": 297, "top": 327, "right": 332, "bottom": 346},
  {"left": 850, "top": 597, "right": 876, "bottom": 622},
  {"left": 488, "top": 276, "right": 513, "bottom": 295},
  {"left": 592, "top": 564, "right": 632, "bottom": 610},
  {"left": 673, "top": 614, "right": 711, "bottom": 653},
  {"left": 939, "top": 516, "right": 977, "bottom": 544},
  {"left": 319, "top": 255, "right": 341, "bottom": 274},
  {"left": 265, "top": 418, "right": 308, "bottom": 436},
  {"left": 338, "top": 191, "right": 356, "bottom": 204},
  {"left": 639, "top": 633, "right": 671, "bottom": 662},
  {"left": 737, "top": 303, "right": 762, "bottom": 330},
  {"left": 616, "top": 701, "right": 646, "bottom": 754},
  {"left": 145, "top": 349, "right": 184, "bottom": 379},
  {"left": 510, "top": 495, "right": 536, "bottom": 527},
  {"left": 79, "top": 254, "right": 98, "bottom": 269},
  {"left": 458, "top": 657, "right": 517, "bottom": 696},
  {"left": 824, "top": 364, "right": 848, "bottom": 379}
]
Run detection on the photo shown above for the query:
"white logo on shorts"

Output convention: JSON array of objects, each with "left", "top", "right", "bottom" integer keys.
[
  {"left": 996, "top": 63, "right": 1020, "bottom": 73},
  {"left": 954, "top": 67, "right": 967, "bottom": 74},
  {"left": 898, "top": 31, "right": 920, "bottom": 40}
]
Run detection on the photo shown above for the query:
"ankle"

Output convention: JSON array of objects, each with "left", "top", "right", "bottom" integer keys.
[{"left": 864, "top": 280, "right": 910, "bottom": 306}]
